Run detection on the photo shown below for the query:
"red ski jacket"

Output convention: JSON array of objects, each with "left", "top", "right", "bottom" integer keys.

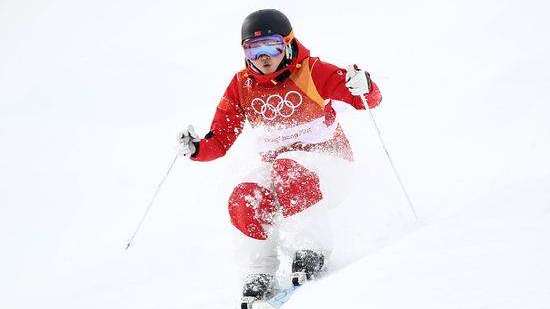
[{"left": 191, "top": 39, "right": 382, "bottom": 162}]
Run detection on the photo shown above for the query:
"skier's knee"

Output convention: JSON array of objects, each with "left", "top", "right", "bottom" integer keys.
[
  {"left": 228, "top": 182, "right": 276, "bottom": 240},
  {"left": 271, "top": 158, "right": 323, "bottom": 217}
]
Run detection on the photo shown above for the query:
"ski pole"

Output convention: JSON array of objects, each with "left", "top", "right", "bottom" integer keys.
[
  {"left": 359, "top": 95, "right": 419, "bottom": 221},
  {"left": 125, "top": 154, "right": 178, "bottom": 250}
]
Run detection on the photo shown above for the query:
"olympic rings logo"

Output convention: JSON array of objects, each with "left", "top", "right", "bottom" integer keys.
[{"left": 251, "top": 91, "right": 303, "bottom": 120}]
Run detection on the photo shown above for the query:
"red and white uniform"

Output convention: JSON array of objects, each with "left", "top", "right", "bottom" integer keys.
[{"left": 192, "top": 40, "right": 382, "bottom": 275}]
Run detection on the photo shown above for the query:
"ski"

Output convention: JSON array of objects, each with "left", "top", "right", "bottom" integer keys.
[{"left": 241, "top": 285, "right": 300, "bottom": 309}]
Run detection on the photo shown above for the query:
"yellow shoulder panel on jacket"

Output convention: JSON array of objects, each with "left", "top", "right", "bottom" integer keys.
[{"left": 290, "top": 58, "right": 326, "bottom": 109}]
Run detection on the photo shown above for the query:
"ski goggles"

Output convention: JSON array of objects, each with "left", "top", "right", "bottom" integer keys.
[{"left": 243, "top": 34, "right": 286, "bottom": 60}]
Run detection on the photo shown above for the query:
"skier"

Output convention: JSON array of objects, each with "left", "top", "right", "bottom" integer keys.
[{"left": 177, "top": 9, "right": 381, "bottom": 305}]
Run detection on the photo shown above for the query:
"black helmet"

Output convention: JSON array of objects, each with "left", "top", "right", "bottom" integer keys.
[{"left": 241, "top": 9, "right": 293, "bottom": 44}]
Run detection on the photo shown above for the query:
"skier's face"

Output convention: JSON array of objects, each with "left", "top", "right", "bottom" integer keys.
[{"left": 250, "top": 52, "right": 285, "bottom": 74}]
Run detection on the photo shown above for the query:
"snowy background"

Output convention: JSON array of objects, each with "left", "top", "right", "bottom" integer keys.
[{"left": 1, "top": 0, "right": 549, "bottom": 308}]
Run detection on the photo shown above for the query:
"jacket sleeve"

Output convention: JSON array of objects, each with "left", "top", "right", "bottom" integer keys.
[
  {"left": 191, "top": 75, "right": 245, "bottom": 162},
  {"left": 310, "top": 58, "right": 382, "bottom": 109}
]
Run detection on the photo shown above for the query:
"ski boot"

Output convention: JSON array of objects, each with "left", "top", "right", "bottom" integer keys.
[
  {"left": 240, "top": 273, "right": 275, "bottom": 309},
  {"left": 291, "top": 249, "right": 325, "bottom": 286}
]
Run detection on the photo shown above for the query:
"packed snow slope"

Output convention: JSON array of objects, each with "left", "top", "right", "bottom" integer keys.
[{"left": 1, "top": 0, "right": 549, "bottom": 308}]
